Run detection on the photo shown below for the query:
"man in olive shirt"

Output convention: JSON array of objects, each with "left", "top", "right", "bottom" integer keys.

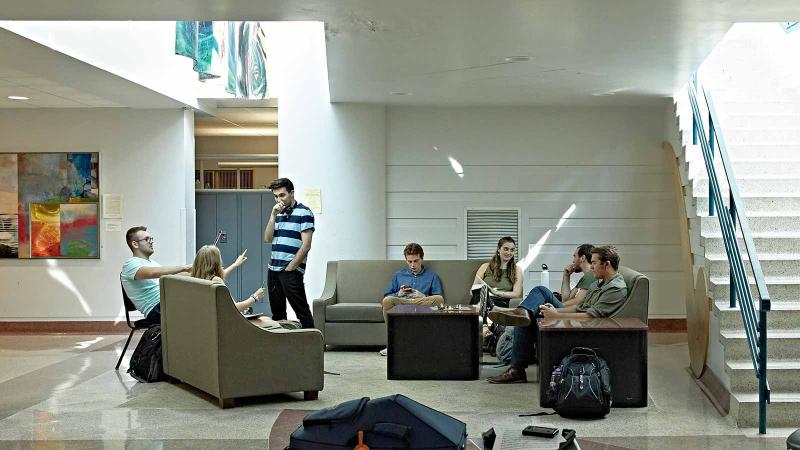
[
  {"left": 558, "top": 243, "right": 596, "bottom": 307},
  {"left": 487, "top": 245, "right": 627, "bottom": 383}
]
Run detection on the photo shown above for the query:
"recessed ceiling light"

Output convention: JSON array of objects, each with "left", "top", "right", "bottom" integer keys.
[
  {"left": 504, "top": 56, "right": 530, "bottom": 63},
  {"left": 390, "top": 92, "right": 411, "bottom": 96},
  {"left": 8, "top": 96, "right": 29, "bottom": 100}
]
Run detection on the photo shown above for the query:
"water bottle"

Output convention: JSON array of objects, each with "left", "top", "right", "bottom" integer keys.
[{"left": 540, "top": 264, "right": 549, "bottom": 289}]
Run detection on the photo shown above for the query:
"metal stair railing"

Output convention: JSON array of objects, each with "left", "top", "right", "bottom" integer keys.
[{"left": 688, "top": 74, "right": 771, "bottom": 434}]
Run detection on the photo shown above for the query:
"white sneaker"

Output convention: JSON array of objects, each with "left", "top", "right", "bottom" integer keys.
[{"left": 379, "top": 348, "right": 388, "bottom": 356}]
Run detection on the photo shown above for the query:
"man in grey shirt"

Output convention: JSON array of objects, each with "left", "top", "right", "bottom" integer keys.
[{"left": 487, "top": 245, "right": 627, "bottom": 384}]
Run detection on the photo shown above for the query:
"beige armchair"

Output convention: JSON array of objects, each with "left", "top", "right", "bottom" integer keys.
[
  {"left": 611, "top": 266, "right": 650, "bottom": 322},
  {"left": 160, "top": 275, "right": 324, "bottom": 408}
]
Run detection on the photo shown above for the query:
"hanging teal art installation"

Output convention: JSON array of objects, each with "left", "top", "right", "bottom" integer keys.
[{"left": 175, "top": 21, "right": 268, "bottom": 99}]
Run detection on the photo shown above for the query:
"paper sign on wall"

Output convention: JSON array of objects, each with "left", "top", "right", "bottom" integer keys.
[
  {"left": 303, "top": 188, "right": 322, "bottom": 214},
  {"left": 103, "top": 194, "right": 122, "bottom": 219},
  {"left": 105, "top": 220, "right": 122, "bottom": 232}
]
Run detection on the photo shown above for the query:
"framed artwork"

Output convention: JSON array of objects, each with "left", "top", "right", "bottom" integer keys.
[{"left": 0, "top": 152, "right": 99, "bottom": 259}]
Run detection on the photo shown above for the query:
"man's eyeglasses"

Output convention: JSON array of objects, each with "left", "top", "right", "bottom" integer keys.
[{"left": 136, "top": 237, "right": 154, "bottom": 244}]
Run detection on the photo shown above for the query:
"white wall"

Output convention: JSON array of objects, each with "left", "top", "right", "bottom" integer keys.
[
  {"left": 386, "top": 105, "right": 687, "bottom": 318},
  {"left": 267, "top": 22, "right": 387, "bottom": 301},
  {"left": 0, "top": 109, "right": 194, "bottom": 320}
]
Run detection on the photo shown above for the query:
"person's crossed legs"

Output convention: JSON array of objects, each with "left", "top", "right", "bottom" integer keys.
[
  {"left": 381, "top": 295, "right": 444, "bottom": 322},
  {"left": 486, "top": 286, "right": 562, "bottom": 383}
]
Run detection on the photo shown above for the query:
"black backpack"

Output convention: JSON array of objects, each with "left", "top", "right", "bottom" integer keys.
[
  {"left": 127, "top": 325, "right": 166, "bottom": 383},
  {"left": 547, "top": 347, "right": 611, "bottom": 418},
  {"left": 289, "top": 394, "right": 467, "bottom": 450}
]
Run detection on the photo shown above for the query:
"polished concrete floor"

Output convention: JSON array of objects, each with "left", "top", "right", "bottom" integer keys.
[{"left": 0, "top": 332, "right": 792, "bottom": 449}]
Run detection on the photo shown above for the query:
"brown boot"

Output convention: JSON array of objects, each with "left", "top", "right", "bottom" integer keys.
[
  {"left": 487, "top": 367, "right": 527, "bottom": 384},
  {"left": 488, "top": 307, "right": 531, "bottom": 327}
]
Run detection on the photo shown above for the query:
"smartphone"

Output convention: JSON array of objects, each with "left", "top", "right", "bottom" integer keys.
[{"left": 522, "top": 425, "right": 559, "bottom": 438}]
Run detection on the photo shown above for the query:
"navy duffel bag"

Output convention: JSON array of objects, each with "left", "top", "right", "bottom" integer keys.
[{"left": 288, "top": 394, "right": 467, "bottom": 450}]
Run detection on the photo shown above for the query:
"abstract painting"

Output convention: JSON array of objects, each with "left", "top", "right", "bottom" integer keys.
[
  {"left": 0, "top": 154, "right": 18, "bottom": 258},
  {"left": 2, "top": 152, "right": 99, "bottom": 259},
  {"left": 29, "top": 203, "right": 98, "bottom": 258},
  {"left": 30, "top": 203, "right": 61, "bottom": 257},
  {"left": 60, "top": 203, "right": 98, "bottom": 257}
]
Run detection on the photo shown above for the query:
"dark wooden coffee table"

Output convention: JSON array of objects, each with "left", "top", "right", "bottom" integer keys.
[
  {"left": 538, "top": 317, "right": 648, "bottom": 408},
  {"left": 387, "top": 304, "right": 481, "bottom": 380}
]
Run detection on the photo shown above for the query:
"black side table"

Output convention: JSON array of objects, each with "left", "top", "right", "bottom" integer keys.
[{"left": 387, "top": 304, "right": 481, "bottom": 380}]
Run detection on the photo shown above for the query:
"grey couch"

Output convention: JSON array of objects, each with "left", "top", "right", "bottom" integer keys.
[
  {"left": 313, "top": 260, "right": 486, "bottom": 346},
  {"left": 160, "top": 275, "right": 324, "bottom": 408}
]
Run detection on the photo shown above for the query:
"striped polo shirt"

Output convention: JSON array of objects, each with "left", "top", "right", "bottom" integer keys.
[{"left": 268, "top": 202, "right": 315, "bottom": 273}]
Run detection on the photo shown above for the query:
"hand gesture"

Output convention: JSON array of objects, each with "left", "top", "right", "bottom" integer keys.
[
  {"left": 540, "top": 303, "right": 557, "bottom": 318},
  {"left": 564, "top": 263, "right": 575, "bottom": 275},
  {"left": 233, "top": 249, "right": 248, "bottom": 267},
  {"left": 271, "top": 201, "right": 285, "bottom": 216},
  {"left": 253, "top": 287, "right": 265, "bottom": 301}
]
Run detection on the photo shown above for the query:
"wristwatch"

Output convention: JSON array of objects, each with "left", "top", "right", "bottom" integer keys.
[{"left": 250, "top": 294, "right": 258, "bottom": 303}]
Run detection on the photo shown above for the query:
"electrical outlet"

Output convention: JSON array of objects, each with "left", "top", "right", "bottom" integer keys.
[{"left": 220, "top": 232, "right": 227, "bottom": 243}]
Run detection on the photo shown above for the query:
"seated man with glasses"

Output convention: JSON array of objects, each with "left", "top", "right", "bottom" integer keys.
[{"left": 121, "top": 226, "right": 246, "bottom": 326}]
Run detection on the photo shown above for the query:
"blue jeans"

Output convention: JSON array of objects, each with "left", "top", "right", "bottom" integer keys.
[{"left": 511, "top": 286, "right": 563, "bottom": 370}]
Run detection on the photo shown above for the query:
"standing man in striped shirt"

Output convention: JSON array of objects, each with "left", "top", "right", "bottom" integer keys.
[{"left": 263, "top": 178, "right": 315, "bottom": 328}]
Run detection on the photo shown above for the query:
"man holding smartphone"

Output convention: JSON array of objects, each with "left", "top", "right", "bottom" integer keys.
[
  {"left": 379, "top": 243, "right": 445, "bottom": 356},
  {"left": 263, "top": 178, "right": 315, "bottom": 329}
]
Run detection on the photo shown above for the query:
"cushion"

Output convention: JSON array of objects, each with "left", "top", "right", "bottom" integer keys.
[
  {"left": 326, "top": 303, "right": 385, "bottom": 323},
  {"left": 337, "top": 261, "right": 405, "bottom": 303}
]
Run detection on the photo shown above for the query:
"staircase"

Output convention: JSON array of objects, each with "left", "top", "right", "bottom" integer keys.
[{"left": 674, "top": 24, "right": 800, "bottom": 428}]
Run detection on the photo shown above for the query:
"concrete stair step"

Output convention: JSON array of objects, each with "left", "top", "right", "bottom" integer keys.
[
  {"left": 694, "top": 178, "right": 800, "bottom": 197},
  {"left": 727, "top": 359, "right": 800, "bottom": 393},
  {"left": 706, "top": 255, "right": 800, "bottom": 278},
  {"left": 714, "top": 300, "right": 800, "bottom": 330},
  {"left": 721, "top": 101, "right": 800, "bottom": 115},
  {"left": 714, "top": 93, "right": 800, "bottom": 104},
  {"left": 710, "top": 276, "right": 800, "bottom": 303},
  {"left": 689, "top": 160, "right": 800, "bottom": 180},
  {"left": 696, "top": 196, "right": 800, "bottom": 215},
  {"left": 731, "top": 392, "right": 800, "bottom": 428},
  {"left": 703, "top": 236, "right": 800, "bottom": 255},
  {"left": 723, "top": 128, "right": 800, "bottom": 144},
  {"left": 721, "top": 330, "right": 800, "bottom": 361},
  {"left": 721, "top": 114, "right": 800, "bottom": 129},
  {"left": 700, "top": 215, "right": 800, "bottom": 235},
  {"left": 685, "top": 144, "right": 800, "bottom": 162}
]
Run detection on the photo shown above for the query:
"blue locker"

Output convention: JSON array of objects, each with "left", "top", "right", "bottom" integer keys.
[
  {"left": 195, "top": 191, "right": 274, "bottom": 314},
  {"left": 195, "top": 193, "right": 217, "bottom": 249},
  {"left": 215, "top": 192, "right": 240, "bottom": 299},
  {"left": 240, "top": 192, "right": 271, "bottom": 315}
]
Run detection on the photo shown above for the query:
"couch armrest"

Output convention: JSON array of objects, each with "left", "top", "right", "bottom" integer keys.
[{"left": 313, "top": 261, "right": 338, "bottom": 332}]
